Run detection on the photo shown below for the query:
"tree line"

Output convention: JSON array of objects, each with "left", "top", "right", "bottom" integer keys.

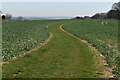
[
  {"left": 1, "top": 1, "right": 120, "bottom": 20},
  {"left": 0, "top": 11, "right": 24, "bottom": 21},
  {"left": 0, "top": 11, "right": 12, "bottom": 20},
  {"left": 91, "top": 1, "right": 120, "bottom": 19}
]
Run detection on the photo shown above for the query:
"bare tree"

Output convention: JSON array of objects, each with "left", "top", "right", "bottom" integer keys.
[
  {"left": 5, "top": 14, "right": 12, "bottom": 20},
  {"left": 112, "top": 2, "right": 120, "bottom": 11}
]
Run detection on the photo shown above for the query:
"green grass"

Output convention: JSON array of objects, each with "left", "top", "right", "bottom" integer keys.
[
  {"left": 3, "top": 22, "right": 104, "bottom": 78},
  {"left": 2, "top": 20, "right": 57, "bottom": 61},
  {"left": 63, "top": 19, "right": 118, "bottom": 77}
]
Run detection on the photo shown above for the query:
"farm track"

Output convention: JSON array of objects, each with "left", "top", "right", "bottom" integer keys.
[
  {"left": 60, "top": 24, "right": 114, "bottom": 78},
  {"left": 2, "top": 22, "right": 112, "bottom": 78}
]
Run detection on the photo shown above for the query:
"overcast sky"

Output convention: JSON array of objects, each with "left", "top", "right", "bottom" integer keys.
[
  {"left": 1, "top": 1, "right": 118, "bottom": 17},
  {"left": 1, "top": 0, "right": 118, "bottom": 2}
]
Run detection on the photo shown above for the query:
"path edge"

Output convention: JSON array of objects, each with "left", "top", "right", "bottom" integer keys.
[
  {"left": 60, "top": 24, "right": 114, "bottom": 78},
  {"left": 1, "top": 25, "right": 53, "bottom": 64}
]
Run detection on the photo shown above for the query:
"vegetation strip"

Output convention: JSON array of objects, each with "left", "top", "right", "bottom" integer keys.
[
  {"left": 60, "top": 24, "right": 114, "bottom": 78},
  {"left": 2, "top": 29, "right": 53, "bottom": 64},
  {"left": 2, "top": 20, "right": 56, "bottom": 61},
  {"left": 62, "top": 19, "right": 118, "bottom": 77},
  {"left": 2, "top": 22, "right": 113, "bottom": 78}
]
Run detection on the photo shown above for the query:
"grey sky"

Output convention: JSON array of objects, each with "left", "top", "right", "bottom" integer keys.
[
  {"left": 1, "top": 0, "right": 118, "bottom": 2},
  {"left": 2, "top": 2, "right": 115, "bottom": 17}
]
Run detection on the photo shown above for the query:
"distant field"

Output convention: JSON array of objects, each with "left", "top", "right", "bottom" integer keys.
[
  {"left": 63, "top": 19, "right": 118, "bottom": 76},
  {"left": 2, "top": 20, "right": 57, "bottom": 61}
]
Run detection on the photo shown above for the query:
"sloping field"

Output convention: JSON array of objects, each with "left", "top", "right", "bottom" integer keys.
[
  {"left": 2, "top": 20, "right": 57, "bottom": 61},
  {"left": 63, "top": 19, "right": 118, "bottom": 77},
  {"left": 2, "top": 22, "right": 107, "bottom": 78}
]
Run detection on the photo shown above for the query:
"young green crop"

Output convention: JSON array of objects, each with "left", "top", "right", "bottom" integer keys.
[
  {"left": 2, "top": 20, "right": 55, "bottom": 61},
  {"left": 63, "top": 19, "right": 119, "bottom": 77}
]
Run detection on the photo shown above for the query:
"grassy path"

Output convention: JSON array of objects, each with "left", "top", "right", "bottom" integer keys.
[{"left": 3, "top": 22, "right": 105, "bottom": 78}]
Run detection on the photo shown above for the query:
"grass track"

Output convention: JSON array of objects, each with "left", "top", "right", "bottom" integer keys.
[{"left": 3, "top": 22, "right": 105, "bottom": 78}]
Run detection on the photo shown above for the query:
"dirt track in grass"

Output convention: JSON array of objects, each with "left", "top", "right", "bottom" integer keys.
[{"left": 2, "top": 22, "right": 112, "bottom": 78}]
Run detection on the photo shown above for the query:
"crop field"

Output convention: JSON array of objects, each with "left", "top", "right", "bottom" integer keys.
[
  {"left": 2, "top": 20, "right": 57, "bottom": 61},
  {"left": 2, "top": 19, "right": 119, "bottom": 78},
  {"left": 63, "top": 19, "right": 119, "bottom": 76}
]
